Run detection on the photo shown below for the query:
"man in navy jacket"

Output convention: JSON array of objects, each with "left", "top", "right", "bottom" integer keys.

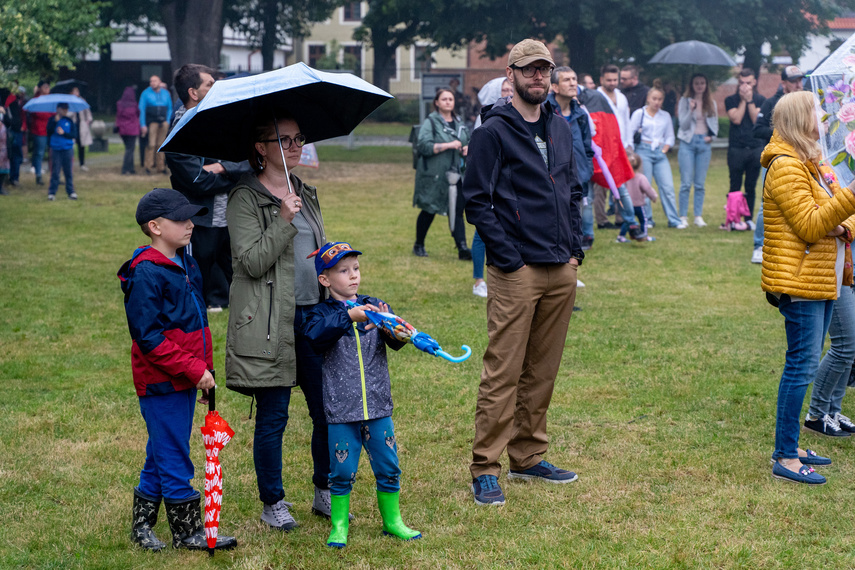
[{"left": 463, "top": 39, "right": 583, "bottom": 507}]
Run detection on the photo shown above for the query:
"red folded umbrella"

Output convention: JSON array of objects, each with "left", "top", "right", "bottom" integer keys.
[{"left": 200, "top": 386, "right": 234, "bottom": 556}]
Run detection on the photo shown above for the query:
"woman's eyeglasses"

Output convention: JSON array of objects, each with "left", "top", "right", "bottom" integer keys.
[{"left": 260, "top": 133, "right": 307, "bottom": 150}]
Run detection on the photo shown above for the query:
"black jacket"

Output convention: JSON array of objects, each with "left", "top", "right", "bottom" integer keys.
[
  {"left": 463, "top": 99, "right": 583, "bottom": 273},
  {"left": 166, "top": 152, "right": 252, "bottom": 226},
  {"left": 754, "top": 85, "right": 785, "bottom": 146}
]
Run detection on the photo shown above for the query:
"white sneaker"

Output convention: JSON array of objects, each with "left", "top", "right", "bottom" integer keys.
[
  {"left": 751, "top": 247, "right": 763, "bottom": 264},
  {"left": 576, "top": 280, "right": 585, "bottom": 288},
  {"left": 676, "top": 217, "right": 689, "bottom": 229},
  {"left": 261, "top": 500, "right": 299, "bottom": 531},
  {"left": 747, "top": 219, "right": 756, "bottom": 231},
  {"left": 472, "top": 282, "right": 488, "bottom": 298},
  {"left": 694, "top": 216, "right": 707, "bottom": 227},
  {"left": 80, "top": 165, "right": 89, "bottom": 172}
]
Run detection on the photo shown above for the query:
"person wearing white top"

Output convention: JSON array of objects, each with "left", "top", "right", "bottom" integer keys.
[
  {"left": 628, "top": 87, "right": 681, "bottom": 228},
  {"left": 677, "top": 74, "right": 719, "bottom": 228}
]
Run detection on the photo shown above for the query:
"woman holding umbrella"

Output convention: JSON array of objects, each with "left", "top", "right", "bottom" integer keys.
[
  {"left": 412, "top": 88, "right": 471, "bottom": 259},
  {"left": 225, "top": 115, "right": 334, "bottom": 530},
  {"left": 761, "top": 91, "right": 855, "bottom": 485}
]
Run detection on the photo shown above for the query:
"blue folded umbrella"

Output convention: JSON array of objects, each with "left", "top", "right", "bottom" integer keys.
[
  {"left": 160, "top": 62, "right": 393, "bottom": 162},
  {"left": 23, "top": 94, "right": 90, "bottom": 113}
]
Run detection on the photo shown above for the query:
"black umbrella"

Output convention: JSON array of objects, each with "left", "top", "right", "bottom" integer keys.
[
  {"left": 648, "top": 41, "right": 737, "bottom": 67},
  {"left": 52, "top": 79, "right": 88, "bottom": 94}
]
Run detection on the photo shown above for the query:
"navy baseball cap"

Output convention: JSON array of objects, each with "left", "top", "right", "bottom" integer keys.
[
  {"left": 311, "top": 242, "right": 362, "bottom": 275},
  {"left": 135, "top": 188, "right": 208, "bottom": 225}
]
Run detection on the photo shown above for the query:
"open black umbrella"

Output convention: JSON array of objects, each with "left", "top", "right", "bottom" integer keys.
[
  {"left": 160, "top": 62, "right": 393, "bottom": 163},
  {"left": 648, "top": 41, "right": 737, "bottom": 67},
  {"left": 52, "top": 79, "right": 88, "bottom": 94}
]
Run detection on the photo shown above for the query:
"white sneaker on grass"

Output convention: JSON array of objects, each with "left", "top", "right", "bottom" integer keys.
[
  {"left": 694, "top": 216, "right": 707, "bottom": 227},
  {"left": 676, "top": 217, "right": 689, "bottom": 229},
  {"left": 576, "top": 280, "right": 585, "bottom": 288},
  {"left": 472, "top": 281, "right": 488, "bottom": 298},
  {"left": 751, "top": 247, "right": 763, "bottom": 264}
]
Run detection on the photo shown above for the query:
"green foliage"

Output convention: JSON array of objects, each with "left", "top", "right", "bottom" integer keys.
[
  {"left": 0, "top": 0, "right": 114, "bottom": 79},
  {"left": 315, "top": 39, "right": 360, "bottom": 72},
  {"left": 366, "top": 97, "right": 420, "bottom": 123}
]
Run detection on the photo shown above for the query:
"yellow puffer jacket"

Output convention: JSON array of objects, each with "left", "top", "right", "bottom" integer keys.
[{"left": 761, "top": 132, "right": 855, "bottom": 300}]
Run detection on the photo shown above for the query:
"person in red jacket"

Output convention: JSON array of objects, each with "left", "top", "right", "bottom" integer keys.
[{"left": 29, "top": 81, "right": 53, "bottom": 185}]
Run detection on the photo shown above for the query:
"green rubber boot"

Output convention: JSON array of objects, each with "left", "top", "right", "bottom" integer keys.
[
  {"left": 326, "top": 493, "right": 350, "bottom": 548},
  {"left": 377, "top": 491, "right": 421, "bottom": 541}
]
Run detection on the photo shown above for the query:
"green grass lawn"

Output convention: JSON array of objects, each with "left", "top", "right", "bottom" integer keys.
[{"left": 1, "top": 148, "right": 853, "bottom": 569}]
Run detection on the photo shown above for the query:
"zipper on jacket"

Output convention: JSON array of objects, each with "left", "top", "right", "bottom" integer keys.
[
  {"left": 353, "top": 321, "right": 369, "bottom": 420},
  {"left": 266, "top": 280, "right": 274, "bottom": 340},
  {"left": 794, "top": 245, "right": 811, "bottom": 277}
]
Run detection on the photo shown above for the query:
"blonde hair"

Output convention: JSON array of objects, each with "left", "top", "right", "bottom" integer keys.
[{"left": 772, "top": 91, "right": 821, "bottom": 162}]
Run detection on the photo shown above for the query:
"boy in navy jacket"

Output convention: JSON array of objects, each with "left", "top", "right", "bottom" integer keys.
[
  {"left": 46, "top": 103, "right": 77, "bottom": 200},
  {"left": 302, "top": 242, "right": 420, "bottom": 549},
  {"left": 118, "top": 188, "right": 236, "bottom": 552}
]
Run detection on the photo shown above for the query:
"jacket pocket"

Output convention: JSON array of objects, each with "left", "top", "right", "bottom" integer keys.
[{"left": 231, "top": 276, "right": 277, "bottom": 360}]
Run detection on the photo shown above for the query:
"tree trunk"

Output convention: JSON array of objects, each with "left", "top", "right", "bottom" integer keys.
[
  {"left": 160, "top": 0, "right": 225, "bottom": 71},
  {"left": 742, "top": 43, "right": 763, "bottom": 77},
  {"left": 260, "top": 0, "right": 278, "bottom": 70},
  {"left": 564, "top": 24, "right": 597, "bottom": 77},
  {"left": 96, "top": 42, "right": 113, "bottom": 113},
  {"left": 370, "top": 26, "right": 395, "bottom": 93}
]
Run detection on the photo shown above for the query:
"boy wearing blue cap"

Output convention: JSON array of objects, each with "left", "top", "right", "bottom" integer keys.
[
  {"left": 118, "top": 188, "right": 236, "bottom": 552},
  {"left": 302, "top": 242, "right": 421, "bottom": 549}
]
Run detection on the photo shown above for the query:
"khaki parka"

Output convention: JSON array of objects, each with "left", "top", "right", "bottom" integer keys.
[{"left": 413, "top": 111, "right": 470, "bottom": 215}]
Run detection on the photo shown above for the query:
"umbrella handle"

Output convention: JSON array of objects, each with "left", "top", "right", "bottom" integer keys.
[
  {"left": 436, "top": 345, "right": 472, "bottom": 363},
  {"left": 208, "top": 372, "right": 216, "bottom": 412}
]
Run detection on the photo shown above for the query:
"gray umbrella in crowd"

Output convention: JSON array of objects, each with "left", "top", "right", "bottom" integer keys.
[{"left": 648, "top": 40, "right": 737, "bottom": 67}]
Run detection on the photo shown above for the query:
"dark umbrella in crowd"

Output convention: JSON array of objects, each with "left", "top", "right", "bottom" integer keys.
[
  {"left": 648, "top": 40, "right": 737, "bottom": 67},
  {"left": 160, "top": 62, "right": 393, "bottom": 192},
  {"left": 51, "top": 79, "right": 89, "bottom": 94}
]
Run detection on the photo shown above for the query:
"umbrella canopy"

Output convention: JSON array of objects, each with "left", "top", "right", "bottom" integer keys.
[
  {"left": 52, "top": 79, "right": 88, "bottom": 94},
  {"left": 23, "top": 94, "right": 90, "bottom": 113},
  {"left": 648, "top": 40, "right": 737, "bottom": 67},
  {"left": 200, "top": 388, "right": 234, "bottom": 556},
  {"left": 477, "top": 77, "right": 507, "bottom": 106},
  {"left": 811, "top": 32, "right": 855, "bottom": 187},
  {"left": 160, "top": 62, "right": 393, "bottom": 162}
]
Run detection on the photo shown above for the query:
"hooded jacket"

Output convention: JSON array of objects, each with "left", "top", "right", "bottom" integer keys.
[
  {"left": 118, "top": 246, "right": 212, "bottom": 397},
  {"left": 302, "top": 294, "right": 406, "bottom": 424},
  {"left": 760, "top": 132, "right": 855, "bottom": 299},
  {"left": 225, "top": 172, "right": 325, "bottom": 392},
  {"left": 546, "top": 92, "right": 594, "bottom": 186},
  {"left": 413, "top": 110, "right": 470, "bottom": 215},
  {"left": 463, "top": 98, "right": 584, "bottom": 273},
  {"left": 115, "top": 87, "right": 141, "bottom": 137}
]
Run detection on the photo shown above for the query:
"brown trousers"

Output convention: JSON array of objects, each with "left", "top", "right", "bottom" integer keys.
[
  {"left": 593, "top": 184, "right": 625, "bottom": 225},
  {"left": 470, "top": 262, "right": 577, "bottom": 479},
  {"left": 145, "top": 121, "right": 169, "bottom": 172}
]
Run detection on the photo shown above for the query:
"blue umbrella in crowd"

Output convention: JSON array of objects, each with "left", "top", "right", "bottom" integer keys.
[{"left": 23, "top": 93, "right": 90, "bottom": 113}]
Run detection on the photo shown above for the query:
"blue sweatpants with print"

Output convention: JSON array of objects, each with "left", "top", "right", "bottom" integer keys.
[
  {"left": 328, "top": 416, "right": 401, "bottom": 496},
  {"left": 136, "top": 389, "right": 198, "bottom": 501}
]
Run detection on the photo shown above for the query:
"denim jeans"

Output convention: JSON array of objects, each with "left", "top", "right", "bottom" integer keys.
[
  {"left": 754, "top": 167, "right": 767, "bottom": 249},
  {"left": 472, "top": 230, "right": 485, "bottom": 280},
  {"left": 48, "top": 147, "right": 74, "bottom": 196},
  {"left": 32, "top": 135, "right": 47, "bottom": 177},
  {"left": 253, "top": 386, "right": 292, "bottom": 505},
  {"left": 773, "top": 296, "right": 834, "bottom": 459},
  {"left": 636, "top": 143, "right": 680, "bottom": 226},
  {"left": 138, "top": 389, "right": 198, "bottom": 501},
  {"left": 677, "top": 135, "right": 712, "bottom": 218},
  {"left": 8, "top": 130, "right": 23, "bottom": 182},
  {"left": 809, "top": 286, "right": 855, "bottom": 419},
  {"left": 620, "top": 206, "right": 646, "bottom": 237},
  {"left": 328, "top": 417, "right": 401, "bottom": 495},
  {"left": 582, "top": 183, "right": 594, "bottom": 238}
]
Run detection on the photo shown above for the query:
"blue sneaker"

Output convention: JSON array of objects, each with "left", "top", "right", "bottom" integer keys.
[
  {"left": 471, "top": 475, "right": 505, "bottom": 506},
  {"left": 507, "top": 460, "right": 578, "bottom": 484},
  {"left": 772, "top": 461, "right": 826, "bottom": 485}
]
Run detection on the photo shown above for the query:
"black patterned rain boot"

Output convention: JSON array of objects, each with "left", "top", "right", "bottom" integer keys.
[
  {"left": 131, "top": 488, "right": 166, "bottom": 552},
  {"left": 164, "top": 492, "right": 237, "bottom": 551}
]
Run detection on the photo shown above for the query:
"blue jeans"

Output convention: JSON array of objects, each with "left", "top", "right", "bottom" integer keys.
[
  {"left": 636, "top": 143, "right": 680, "bottom": 226},
  {"left": 620, "top": 206, "right": 646, "bottom": 237},
  {"left": 328, "top": 417, "right": 401, "bottom": 496},
  {"left": 253, "top": 386, "right": 292, "bottom": 505},
  {"left": 677, "top": 135, "right": 712, "bottom": 218},
  {"left": 774, "top": 296, "right": 835, "bottom": 459},
  {"left": 616, "top": 184, "right": 637, "bottom": 234},
  {"left": 49, "top": 147, "right": 74, "bottom": 196},
  {"left": 809, "top": 286, "right": 855, "bottom": 418},
  {"left": 582, "top": 183, "right": 594, "bottom": 238},
  {"left": 138, "top": 389, "right": 198, "bottom": 501},
  {"left": 754, "top": 167, "right": 767, "bottom": 249},
  {"left": 8, "top": 130, "right": 23, "bottom": 183},
  {"left": 472, "top": 230, "right": 485, "bottom": 280},
  {"left": 32, "top": 135, "right": 47, "bottom": 177}
]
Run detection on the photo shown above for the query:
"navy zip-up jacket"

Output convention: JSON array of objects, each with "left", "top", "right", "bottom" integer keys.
[
  {"left": 547, "top": 92, "right": 594, "bottom": 186},
  {"left": 463, "top": 98, "right": 584, "bottom": 273},
  {"left": 118, "top": 246, "right": 212, "bottom": 397}
]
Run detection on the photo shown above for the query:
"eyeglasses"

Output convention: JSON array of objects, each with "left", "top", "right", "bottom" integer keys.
[
  {"left": 512, "top": 64, "right": 555, "bottom": 78},
  {"left": 260, "top": 133, "right": 306, "bottom": 150}
]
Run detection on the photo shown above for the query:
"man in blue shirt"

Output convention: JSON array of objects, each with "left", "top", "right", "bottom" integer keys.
[
  {"left": 46, "top": 103, "right": 77, "bottom": 201},
  {"left": 139, "top": 75, "right": 173, "bottom": 175}
]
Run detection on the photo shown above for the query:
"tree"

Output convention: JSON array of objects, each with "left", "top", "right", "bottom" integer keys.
[
  {"left": 224, "top": 0, "right": 343, "bottom": 71},
  {"left": 0, "top": 0, "right": 114, "bottom": 81},
  {"left": 159, "top": 0, "right": 226, "bottom": 69}
]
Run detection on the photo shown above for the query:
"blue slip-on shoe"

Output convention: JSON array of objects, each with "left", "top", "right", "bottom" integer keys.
[
  {"left": 772, "top": 461, "right": 826, "bottom": 485},
  {"left": 507, "top": 460, "right": 578, "bottom": 484},
  {"left": 471, "top": 475, "right": 505, "bottom": 506},
  {"left": 799, "top": 449, "right": 832, "bottom": 466}
]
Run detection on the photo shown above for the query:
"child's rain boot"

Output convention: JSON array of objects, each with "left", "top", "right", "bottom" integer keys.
[
  {"left": 131, "top": 488, "right": 166, "bottom": 551},
  {"left": 376, "top": 490, "right": 421, "bottom": 541},
  {"left": 326, "top": 493, "right": 350, "bottom": 548},
  {"left": 164, "top": 492, "right": 238, "bottom": 551}
]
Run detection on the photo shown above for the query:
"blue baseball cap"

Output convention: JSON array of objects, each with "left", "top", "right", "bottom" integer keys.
[
  {"left": 311, "top": 242, "right": 362, "bottom": 275},
  {"left": 136, "top": 188, "right": 207, "bottom": 225}
]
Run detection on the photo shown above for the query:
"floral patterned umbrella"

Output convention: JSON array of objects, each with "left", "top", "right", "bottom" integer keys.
[{"left": 812, "top": 32, "right": 855, "bottom": 187}]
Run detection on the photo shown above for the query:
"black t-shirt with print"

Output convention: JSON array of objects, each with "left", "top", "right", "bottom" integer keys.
[{"left": 525, "top": 112, "right": 549, "bottom": 167}]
